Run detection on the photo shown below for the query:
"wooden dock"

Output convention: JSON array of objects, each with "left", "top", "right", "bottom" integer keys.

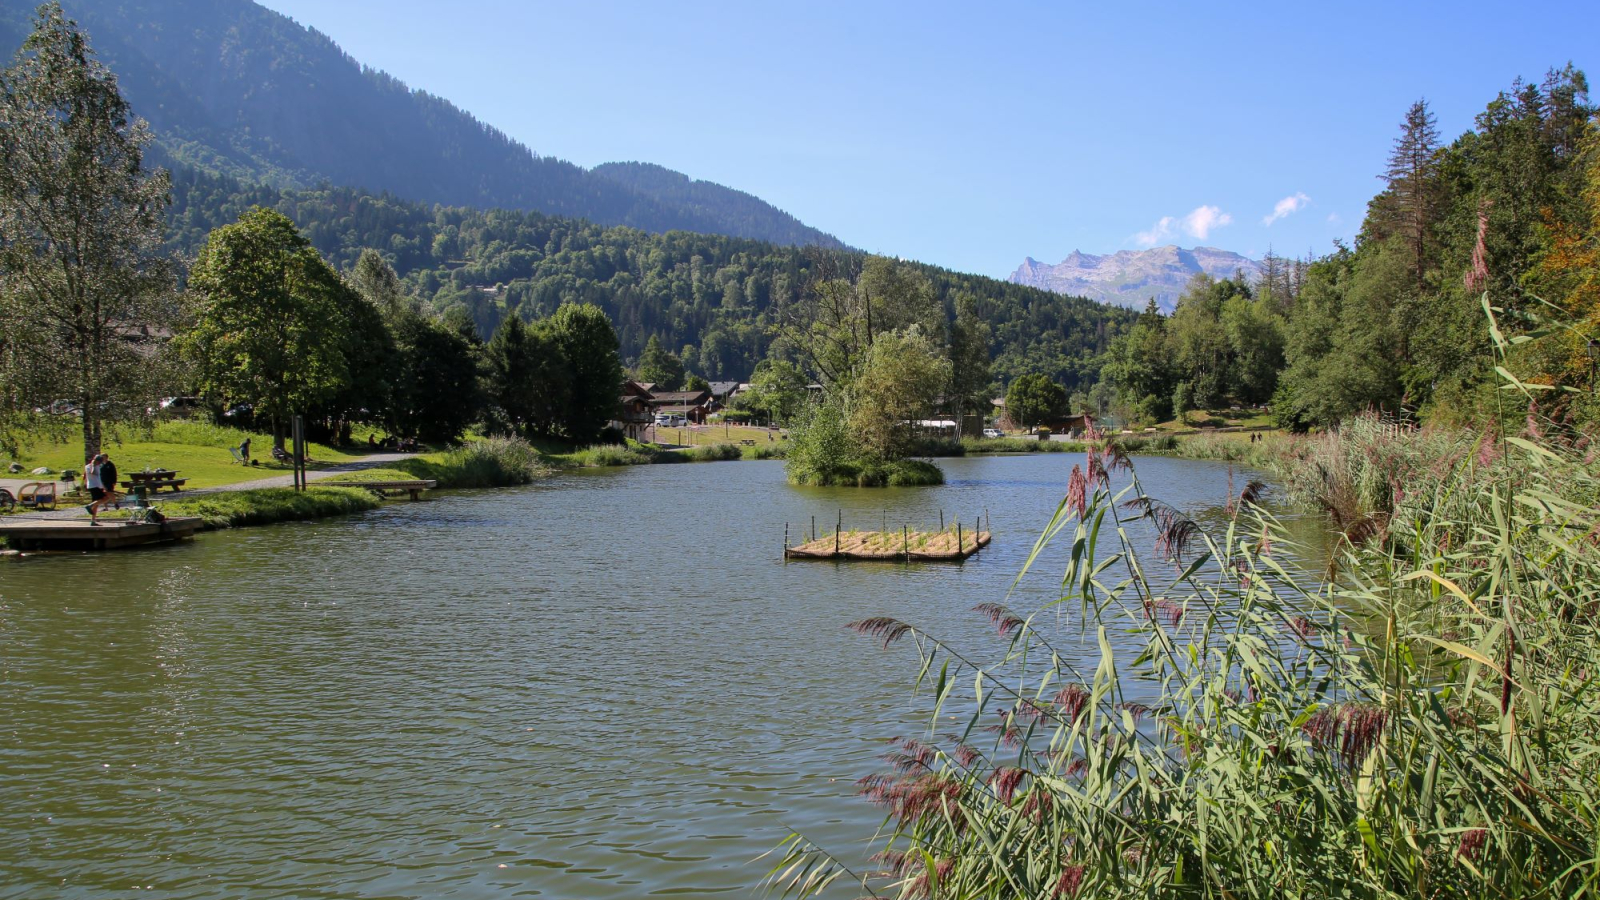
[
  {"left": 0, "top": 516, "right": 203, "bottom": 552},
  {"left": 784, "top": 527, "right": 992, "bottom": 562},
  {"left": 317, "top": 479, "right": 437, "bottom": 500}
]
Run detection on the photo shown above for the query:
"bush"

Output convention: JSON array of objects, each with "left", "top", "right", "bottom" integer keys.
[
  {"left": 389, "top": 436, "right": 551, "bottom": 487},
  {"left": 682, "top": 443, "right": 742, "bottom": 462},
  {"left": 568, "top": 443, "right": 658, "bottom": 467}
]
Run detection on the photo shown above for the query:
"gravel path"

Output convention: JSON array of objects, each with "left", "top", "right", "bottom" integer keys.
[{"left": 2, "top": 452, "right": 417, "bottom": 521}]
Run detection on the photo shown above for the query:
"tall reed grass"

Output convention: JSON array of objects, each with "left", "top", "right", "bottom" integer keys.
[{"left": 771, "top": 312, "right": 1600, "bottom": 899}]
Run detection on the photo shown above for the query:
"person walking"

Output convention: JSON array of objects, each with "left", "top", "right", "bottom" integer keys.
[
  {"left": 83, "top": 454, "right": 105, "bottom": 525},
  {"left": 99, "top": 453, "right": 122, "bottom": 510}
]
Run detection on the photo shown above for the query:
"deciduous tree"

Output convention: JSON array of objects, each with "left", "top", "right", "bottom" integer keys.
[
  {"left": 0, "top": 2, "right": 177, "bottom": 461},
  {"left": 182, "top": 207, "right": 350, "bottom": 450}
]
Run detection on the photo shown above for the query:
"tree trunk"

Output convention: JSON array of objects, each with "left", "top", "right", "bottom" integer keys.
[
  {"left": 272, "top": 416, "right": 286, "bottom": 453},
  {"left": 81, "top": 406, "right": 101, "bottom": 463}
]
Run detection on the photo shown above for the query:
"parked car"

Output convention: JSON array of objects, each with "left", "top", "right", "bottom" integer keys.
[
  {"left": 982, "top": 427, "right": 1004, "bottom": 439},
  {"left": 654, "top": 414, "right": 686, "bottom": 428}
]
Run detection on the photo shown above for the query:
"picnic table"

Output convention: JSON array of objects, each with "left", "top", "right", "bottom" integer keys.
[{"left": 120, "top": 470, "right": 187, "bottom": 494}]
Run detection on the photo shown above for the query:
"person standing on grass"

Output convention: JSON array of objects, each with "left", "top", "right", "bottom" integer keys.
[{"left": 83, "top": 454, "right": 105, "bottom": 525}]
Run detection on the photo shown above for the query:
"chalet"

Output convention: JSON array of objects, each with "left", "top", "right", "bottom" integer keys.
[
  {"left": 708, "top": 381, "right": 743, "bottom": 405},
  {"left": 646, "top": 389, "right": 715, "bottom": 424},
  {"left": 612, "top": 380, "right": 656, "bottom": 440},
  {"left": 1038, "top": 413, "right": 1097, "bottom": 439}
]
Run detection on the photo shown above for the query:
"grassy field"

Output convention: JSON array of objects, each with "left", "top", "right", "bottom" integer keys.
[{"left": 2, "top": 420, "right": 375, "bottom": 489}]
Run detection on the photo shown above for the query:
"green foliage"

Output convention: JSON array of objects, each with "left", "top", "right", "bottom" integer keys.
[
  {"left": 182, "top": 207, "right": 353, "bottom": 443},
  {"left": 484, "top": 315, "right": 569, "bottom": 439},
  {"left": 388, "top": 310, "right": 481, "bottom": 444},
  {"left": 385, "top": 436, "right": 550, "bottom": 487},
  {"left": 634, "top": 335, "right": 685, "bottom": 390},
  {"left": 161, "top": 172, "right": 1130, "bottom": 386},
  {"left": 543, "top": 302, "right": 624, "bottom": 444},
  {"left": 947, "top": 294, "right": 993, "bottom": 436},
  {"left": 1004, "top": 373, "right": 1066, "bottom": 430},
  {"left": 164, "top": 486, "right": 378, "bottom": 529},
  {"left": 735, "top": 359, "right": 808, "bottom": 425},
  {"left": 1276, "top": 68, "right": 1596, "bottom": 428},
  {"left": 847, "top": 326, "right": 952, "bottom": 460},
  {"left": 0, "top": 2, "right": 177, "bottom": 461}
]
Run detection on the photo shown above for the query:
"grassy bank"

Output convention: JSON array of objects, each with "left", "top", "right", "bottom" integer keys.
[
  {"left": 2, "top": 420, "right": 372, "bottom": 489},
  {"left": 553, "top": 439, "right": 780, "bottom": 468},
  {"left": 158, "top": 486, "right": 379, "bottom": 529}
]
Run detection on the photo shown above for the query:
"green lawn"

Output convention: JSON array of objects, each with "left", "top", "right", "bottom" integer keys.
[{"left": 3, "top": 420, "right": 376, "bottom": 490}]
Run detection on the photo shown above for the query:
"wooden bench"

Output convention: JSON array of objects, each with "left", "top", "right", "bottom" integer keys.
[
  {"left": 122, "top": 472, "right": 187, "bottom": 494},
  {"left": 739, "top": 439, "right": 756, "bottom": 446},
  {"left": 318, "top": 479, "right": 437, "bottom": 501}
]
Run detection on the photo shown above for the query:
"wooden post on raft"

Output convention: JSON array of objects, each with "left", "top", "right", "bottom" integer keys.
[
  {"left": 834, "top": 509, "right": 840, "bottom": 556},
  {"left": 903, "top": 525, "right": 908, "bottom": 562},
  {"left": 811, "top": 515, "right": 816, "bottom": 542},
  {"left": 940, "top": 509, "right": 944, "bottom": 530},
  {"left": 958, "top": 521, "right": 963, "bottom": 554},
  {"left": 784, "top": 522, "right": 788, "bottom": 554}
]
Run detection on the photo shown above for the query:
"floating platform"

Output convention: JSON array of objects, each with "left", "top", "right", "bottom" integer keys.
[
  {"left": 0, "top": 516, "right": 203, "bottom": 552},
  {"left": 784, "top": 528, "right": 992, "bottom": 562},
  {"left": 317, "top": 479, "right": 437, "bottom": 500}
]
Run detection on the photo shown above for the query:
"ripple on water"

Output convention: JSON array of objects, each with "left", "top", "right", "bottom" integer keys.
[{"left": 0, "top": 455, "right": 1318, "bottom": 899}]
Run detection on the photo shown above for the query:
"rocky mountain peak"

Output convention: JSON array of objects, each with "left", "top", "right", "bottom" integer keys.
[{"left": 1007, "top": 245, "right": 1263, "bottom": 313}]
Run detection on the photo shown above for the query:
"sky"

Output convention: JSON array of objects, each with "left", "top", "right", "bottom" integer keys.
[{"left": 255, "top": 0, "right": 1600, "bottom": 280}]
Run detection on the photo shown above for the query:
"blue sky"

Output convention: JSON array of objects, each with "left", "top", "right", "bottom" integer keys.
[{"left": 257, "top": 0, "right": 1598, "bottom": 279}]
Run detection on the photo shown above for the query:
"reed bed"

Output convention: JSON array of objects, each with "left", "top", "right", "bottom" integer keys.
[{"left": 770, "top": 317, "right": 1600, "bottom": 898}]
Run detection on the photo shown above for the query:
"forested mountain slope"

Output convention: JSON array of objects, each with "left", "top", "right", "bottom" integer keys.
[
  {"left": 0, "top": 0, "right": 844, "bottom": 248},
  {"left": 168, "top": 169, "right": 1132, "bottom": 386}
]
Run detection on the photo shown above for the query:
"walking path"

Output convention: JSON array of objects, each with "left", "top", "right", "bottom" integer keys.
[{"left": 2, "top": 452, "right": 417, "bottom": 521}]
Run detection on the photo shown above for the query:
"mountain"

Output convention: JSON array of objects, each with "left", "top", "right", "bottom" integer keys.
[
  {"left": 1009, "top": 245, "right": 1263, "bottom": 313},
  {"left": 166, "top": 169, "right": 1134, "bottom": 386},
  {"left": 0, "top": 0, "right": 844, "bottom": 248}
]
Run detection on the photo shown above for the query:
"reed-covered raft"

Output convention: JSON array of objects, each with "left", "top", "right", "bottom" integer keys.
[{"left": 784, "top": 519, "right": 991, "bottom": 562}]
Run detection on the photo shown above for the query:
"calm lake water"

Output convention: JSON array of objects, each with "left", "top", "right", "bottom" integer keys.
[{"left": 0, "top": 454, "right": 1321, "bottom": 899}]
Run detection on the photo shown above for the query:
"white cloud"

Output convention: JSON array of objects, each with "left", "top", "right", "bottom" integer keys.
[
  {"left": 1262, "top": 192, "right": 1311, "bottom": 226},
  {"left": 1326, "top": 212, "right": 1342, "bottom": 225},
  {"left": 1182, "top": 205, "right": 1232, "bottom": 240},
  {"left": 1133, "top": 216, "right": 1175, "bottom": 247}
]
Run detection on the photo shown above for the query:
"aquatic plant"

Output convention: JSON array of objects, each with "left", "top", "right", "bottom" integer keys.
[{"left": 769, "top": 325, "right": 1600, "bottom": 899}]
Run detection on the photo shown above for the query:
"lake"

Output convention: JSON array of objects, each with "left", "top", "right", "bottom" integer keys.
[{"left": 0, "top": 453, "right": 1321, "bottom": 899}]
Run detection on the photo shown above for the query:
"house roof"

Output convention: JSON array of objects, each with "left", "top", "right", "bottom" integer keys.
[
  {"left": 647, "top": 390, "right": 711, "bottom": 405},
  {"left": 709, "top": 381, "right": 740, "bottom": 397},
  {"left": 654, "top": 405, "right": 702, "bottom": 415}
]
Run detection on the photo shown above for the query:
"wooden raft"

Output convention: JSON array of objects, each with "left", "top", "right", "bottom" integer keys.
[
  {"left": 0, "top": 516, "right": 202, "bottom": 552},
  {"left": 318, "top": 479, "right": 438, "bottom": 500},
  {"left": 785, "top": 528, "right": 992, "bottom": 562}
]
